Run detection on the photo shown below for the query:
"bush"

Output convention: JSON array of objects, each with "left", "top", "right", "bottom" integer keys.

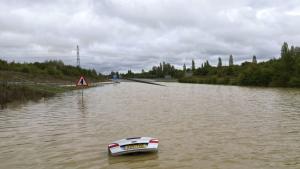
[
  {"left": 21, "top": 67, "right": 30, "bottom": 73},
  {"left": 288, "top": 77, "right": 300, "bottom": 87}
]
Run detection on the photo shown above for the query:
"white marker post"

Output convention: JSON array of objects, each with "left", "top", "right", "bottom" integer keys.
[{"left": 76, "top": 76, "right": 89, "bottom": 97}]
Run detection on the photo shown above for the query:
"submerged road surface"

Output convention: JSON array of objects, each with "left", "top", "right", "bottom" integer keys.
[{"left": 0, "top": 82, "right": 300, "bottom": 169}]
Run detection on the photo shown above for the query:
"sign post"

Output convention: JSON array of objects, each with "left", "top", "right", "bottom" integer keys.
[
  {"left": 76, "top": 76, "right": 88, "bottom": 98},
  {"left": 76, "top": 76, "right": 88, "bottom": 87}
]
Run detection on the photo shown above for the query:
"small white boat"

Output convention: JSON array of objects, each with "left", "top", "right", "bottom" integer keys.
[{"left": 108, "top": 137, "right": 159, "bottom": 156}]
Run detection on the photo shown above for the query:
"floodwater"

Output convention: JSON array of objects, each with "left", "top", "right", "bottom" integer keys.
[{"left": 0, "top": 82, "right": 300, "bottom": 169}]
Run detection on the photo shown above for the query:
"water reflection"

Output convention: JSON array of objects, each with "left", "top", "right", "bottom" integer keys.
[
  {"left": 77, "top": 89, "right": 87, "bottom": 114},
  {"left": 108, "top": 152, "right": 159, "bottom": 165}
]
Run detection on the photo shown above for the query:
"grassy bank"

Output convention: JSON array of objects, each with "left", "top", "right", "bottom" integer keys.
[
  {"left": 179, "top": 76, "right": 238, "bottom": 85},
  {"left": 0, "top": 59, "right": 107, "bottom": 84},
  {"left": 0, "top": 82, "right": 75, "bottom": 107},
  {"left": 0, "top": 59, "right": 108, "bottom": 107}
]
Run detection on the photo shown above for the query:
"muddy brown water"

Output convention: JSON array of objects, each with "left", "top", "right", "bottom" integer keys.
[{"left": 0, "top": 82, "right": 300, "bottom": 169}]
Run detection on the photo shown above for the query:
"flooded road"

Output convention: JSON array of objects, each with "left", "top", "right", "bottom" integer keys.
[{"left": 1, "top": 82, "right": 300, "bottom": 169}]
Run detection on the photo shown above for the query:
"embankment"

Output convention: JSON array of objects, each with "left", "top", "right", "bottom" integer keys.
[{"left": 0, "top": 82, "right": 75, "bottom": 108}]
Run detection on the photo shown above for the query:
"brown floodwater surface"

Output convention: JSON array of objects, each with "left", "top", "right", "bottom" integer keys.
[{"left": 0, "top": 82, "right": 300, "bottom": 169}]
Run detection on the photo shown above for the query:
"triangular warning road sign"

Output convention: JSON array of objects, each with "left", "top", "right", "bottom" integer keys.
[{"left": 76, "top": 76, "right": 88, "bottom": 86}]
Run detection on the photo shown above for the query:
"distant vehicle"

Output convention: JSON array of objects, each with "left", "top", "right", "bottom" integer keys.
[
  {"left": 112, "top": 74, "right": 120, "bottom": 83},
  {"left": 108, "top": 137, "right": 159, "bottom": 156}
]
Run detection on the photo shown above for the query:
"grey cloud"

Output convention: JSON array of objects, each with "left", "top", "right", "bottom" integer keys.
[{"left": 0, "top": 0, "right": 300, "bottom": 73}]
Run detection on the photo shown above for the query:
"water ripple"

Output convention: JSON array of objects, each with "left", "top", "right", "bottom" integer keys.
[{"left": 0, "top": 83, "right": 300, "bottom": 169}]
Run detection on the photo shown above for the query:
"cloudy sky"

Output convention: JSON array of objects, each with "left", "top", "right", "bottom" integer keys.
[{"left": 1, "top": 0, "right": 300, "bottom": 73}]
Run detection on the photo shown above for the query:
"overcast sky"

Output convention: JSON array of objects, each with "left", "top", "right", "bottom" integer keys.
[{"left": 1, "top": 0, "right": 300, "bottom": 73}]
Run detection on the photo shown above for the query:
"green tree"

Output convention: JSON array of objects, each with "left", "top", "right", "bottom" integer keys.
[
  {"left": 281, "top": 42, "right": 294, "bottom": 74},
  {"left": 281, "top": 42, "right": 289, "bottom": 58},
  {"left": 252, "top": 55, "right": 257, "bottom": 64},
  {"left": 229, "top": 55, "right": 234, "bottom": 66},
  {"left": 192, "top": 60, "right": 195, "bottom": 72},
  {"left": 162, "top": 61, "right": 166, "bottom": 73},
  {"left": 127, "top": 69, "right": 134, "bottom": 78},
  {"left": 204, "top": 60, "right": 210, "bottom": 67},
  {"left": 290, "top": 46, "right": 295, "bottom": 57},
  {"left": 217, "top": 57, "right": 222, "bottom": 67},
  {"left": 116, "top": 71, "right": 119, "bottom": 78},
  {"left": 295, "top": 47, "right": 300, "bottom": 57}
]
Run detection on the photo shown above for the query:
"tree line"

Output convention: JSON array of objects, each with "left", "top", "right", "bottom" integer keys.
[
  {"left": 0, "top": 59, "right": 105, "bottom": 82},
  {"left": 120, "top": 42, "right": 300, "bottom": 87}
]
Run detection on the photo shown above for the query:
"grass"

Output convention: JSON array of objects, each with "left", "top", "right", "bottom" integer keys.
[
  {"left": 0, "top": 70, "right": 103, "bottom": 84},
  {"left": 0, "top": 82, "right": 75, "bottom": 108},
  {"left": 179, "top": 76, "right": 238, "bottom": 85},
  {"left": 0, "top": 60, "right": 107, "bottom": 108}
]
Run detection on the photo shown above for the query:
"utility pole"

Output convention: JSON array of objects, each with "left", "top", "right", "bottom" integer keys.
[{"left": 77, "top": 45, "right": 80, "bottom": 67}]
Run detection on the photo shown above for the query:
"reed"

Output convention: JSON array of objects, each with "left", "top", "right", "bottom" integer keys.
[{"left": 0, "top": 82, "right": 73, "bottom": 107}]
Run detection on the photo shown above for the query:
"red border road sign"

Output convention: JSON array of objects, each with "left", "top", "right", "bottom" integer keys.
[{"left": 76, "top": 76, "right": 88, "bottom": 86}]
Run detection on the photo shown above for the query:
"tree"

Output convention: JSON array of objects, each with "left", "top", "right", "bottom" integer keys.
[
  {"left": 281, "top": 42, "right": 289, "bottom": 58},
  {"left": 116, "top": 71, "right": 119, "bottom": 78},
  {"left": 110, "top": 71, "right": 115, "bottom": 78},
  {"left": 229, "top": 55, "right": 234, "bottom": 66},
  {"left": 192, "top": 59, "right": 195, "bottom": 72},
  {"left": 295, "top": 47, "right": 300, "bottom": 57},
  {"left": 252, "top": 55, "right": 257, "bottom": 64},
  {"left": 183, "top": 63, "right": 186, "bottom": 72},
  {"left": 196, "top": 60, "right": 210, "bottom": 76},
  {"left": 290, "top": 46, "right": 295, "bottom": 57},
  {"left": 127, "top": 69, "right": 134, "bottom": 78},
  {"left": 217, "top": 57, "right": 222, "bottom": 67},
  {"left": 204, "top": 60, "right": 210, "bottom": 67},
  {"left": 281, "top": 42, "right": 294, "bottom": 74}
]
